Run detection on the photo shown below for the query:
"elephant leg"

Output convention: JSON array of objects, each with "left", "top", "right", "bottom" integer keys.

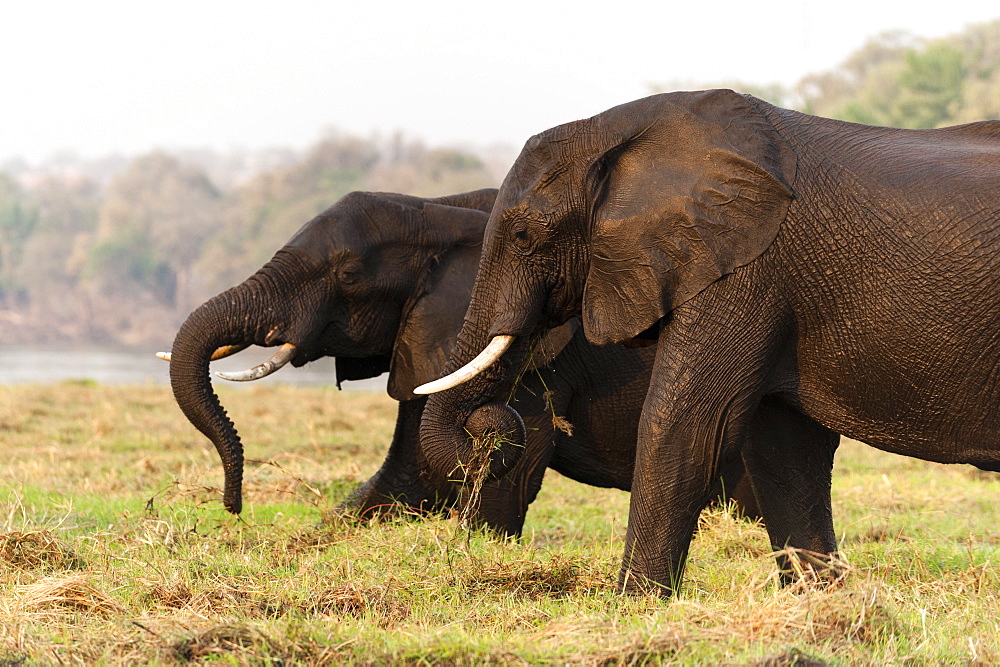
[
  {"left": 621, "top": 310, "right": 775, "bottom": 596},
  {"left": 340, "top": 398, "right": 440, "bottom": 519},
  {"left": 742, "top": 396, "right": 840, "bottom": 584},
  {"left": 708, "top": 453, "right": 762, "bottom": 521}
]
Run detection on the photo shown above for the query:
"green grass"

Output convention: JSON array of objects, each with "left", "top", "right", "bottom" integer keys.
[{"left": 1, "top": 382, "right": 999, "bottom": 664}]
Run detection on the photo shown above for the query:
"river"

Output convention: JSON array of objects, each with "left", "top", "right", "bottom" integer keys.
[{"left": 0, "top": 345, "right": 388, "bottom": 391}]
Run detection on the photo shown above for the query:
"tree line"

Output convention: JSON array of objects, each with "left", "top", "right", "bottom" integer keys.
[
  {"left": 0, "top": 136, "right": 502, "bottom": 346},
  {"left": 2, "top": 19, "right": 997, "bottom": 348}
]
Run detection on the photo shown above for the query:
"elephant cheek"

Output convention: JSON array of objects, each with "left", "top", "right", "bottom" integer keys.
[{"left": 485, "top": 281, "right": 547, "bottom": 338}]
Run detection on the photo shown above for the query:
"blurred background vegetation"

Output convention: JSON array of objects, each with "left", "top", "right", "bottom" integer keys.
[{"left": 1, "top": 20, "right": 997, "bottom": 348}]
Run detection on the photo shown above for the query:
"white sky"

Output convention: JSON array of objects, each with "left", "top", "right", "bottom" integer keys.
[{"left": 2, "top": 0, "right": 998, "bottom": 164}]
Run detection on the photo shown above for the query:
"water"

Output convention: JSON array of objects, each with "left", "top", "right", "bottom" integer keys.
[{"left": 0, "top": 345, "right": 388, "bottom": 391}]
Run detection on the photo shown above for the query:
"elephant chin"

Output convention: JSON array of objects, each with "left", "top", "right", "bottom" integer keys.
[{"left": 460, "top": 402, "right": 526, "bottom": 483}]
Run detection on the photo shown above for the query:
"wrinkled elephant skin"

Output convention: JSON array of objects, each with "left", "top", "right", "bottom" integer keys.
[
  {"left": 167, "top": 187, "right": 760, "bottom": 534},
  {"left": 419, "top": 89, "right": 1000, "bottom": 594}
]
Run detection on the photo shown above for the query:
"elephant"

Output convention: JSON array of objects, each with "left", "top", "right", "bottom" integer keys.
[
  {"left": 417, "top": 88, "right": 1000, "bottom": 596},
  {"left": 164, "top": 187, "right": 760, "bottom": 536}
]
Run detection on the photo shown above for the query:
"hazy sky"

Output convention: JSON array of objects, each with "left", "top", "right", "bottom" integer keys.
[{"left": 3, "top": 0, "right": 998, "bottom": 164}]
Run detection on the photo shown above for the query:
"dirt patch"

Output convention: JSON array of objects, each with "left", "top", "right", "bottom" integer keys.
[
  {"left": 172, "top": 624, "right": 287, "bottom": 663},
  {"left": 757, "top": 648, "right": 828, "bottom": 666},
  {"left": 463, "top": 556, "right": 609, "bottom": 599}
]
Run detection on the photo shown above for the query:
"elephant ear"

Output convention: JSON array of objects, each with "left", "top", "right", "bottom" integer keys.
[
  {"left": 335, "top": 355, "right": 390, "bottom": 388},
  {"left": 386, "top": 203, "right": 488, "bottom": 400},
  {"left": 582, "top": 90, "right": 797, "bottom": 345}
]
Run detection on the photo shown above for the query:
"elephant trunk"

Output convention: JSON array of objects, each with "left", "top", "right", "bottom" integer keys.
[
  {"left": 420, "top": 276, "right": 545, "bottom": 487},
  {"left": 421, "top": 388, "right": 527, "bottom": 487},
  {"left": 169, "top": 281, "right": 272, "bottom": 514}
]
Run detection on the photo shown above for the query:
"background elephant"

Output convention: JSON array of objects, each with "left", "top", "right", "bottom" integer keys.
[
  {"left": 418, "top": 89, "right": 1000, "bottom": 595},
  {"left": 166, "top": 187, "right": 758, "bottom": 536}
]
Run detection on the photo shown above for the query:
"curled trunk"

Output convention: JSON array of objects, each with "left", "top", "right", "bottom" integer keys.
[
  {"left": 420, "top": 326, "right": 531, "bottom": 487},
  {"left": 419, "top": 253, "right": 549, "bottom": 487},
  {"left": 169, "top": 283, "right": 268, "bottom": 514}
]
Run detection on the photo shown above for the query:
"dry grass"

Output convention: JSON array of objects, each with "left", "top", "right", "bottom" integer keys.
[
  {"left": 15, "top": 575, "right": 125, "bottom": 616},
  {"left": 0, "top": 384, "right": 999, "bottom": 663},
  {"left": 0, "top": 530, "right": 85, "bottom": 571},
  {"left": 457, "top": 427, "right": 524, "bottom": 529}
]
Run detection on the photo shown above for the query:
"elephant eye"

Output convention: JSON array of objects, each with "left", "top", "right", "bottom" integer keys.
[
  {"left": 338, "top": 262, "right": 364, "bottom": 285},
  {"left": 508, "top": 220, "right": 535, "bottom": 254}
]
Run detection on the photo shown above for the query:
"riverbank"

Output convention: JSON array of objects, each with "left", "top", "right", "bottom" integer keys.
[{"left": 0, "top": 345, "right": 385, "bottom": 390}]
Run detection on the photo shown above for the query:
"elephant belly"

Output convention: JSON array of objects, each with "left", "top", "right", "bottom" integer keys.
[
  {"left": 541, "top": 337, "right": 651, "bottom": 490},
  {"left": 793, "top": 328, "right": 1000, "bottom": 465},
  {"left": 549, "top": 429, "right": 635, "bottom": 490},
  {"left": 547, "top": 394, "right": 640, "bottom": 490}
]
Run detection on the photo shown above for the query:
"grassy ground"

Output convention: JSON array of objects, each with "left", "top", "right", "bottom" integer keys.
[{"left": 1, "top": 381, "right": 999, "bottom": 664}]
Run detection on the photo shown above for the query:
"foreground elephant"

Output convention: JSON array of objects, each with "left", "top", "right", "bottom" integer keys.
[
  {"left": 166, "top": 188, "right": 758, "bottom": 534},
  {"left": 418, "top": 89, "right": 1000, "bottom": 594}
]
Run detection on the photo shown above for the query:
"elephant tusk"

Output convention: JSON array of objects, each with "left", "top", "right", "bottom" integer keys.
[
  {"left": 413, "top": 335, "right": 515, "bottom": 394},
  {"left": 215, "top": 343, "right": 298, "bottom": 382},
  {"left": 156, "top": 344, "right": 250, "bottom": 363},
  {"left": 210, "top": 344, "right": 251, "bottom": 361}
]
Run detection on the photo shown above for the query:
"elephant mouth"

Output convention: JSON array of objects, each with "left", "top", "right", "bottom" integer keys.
[
  {"left": 155, "top": 344, "right": 249, "bottom": 363},
  {"left": 157, "top": 342, "right": 303, "bottom": 383},
  {"left": 159, "top": 319, "right": 373, "bottom": 384}
]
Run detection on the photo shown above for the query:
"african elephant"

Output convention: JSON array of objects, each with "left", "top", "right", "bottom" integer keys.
[
  {"left": 165, "top": 187, "right": 758, "bottom": 535},
  {"left": 417, "top": 88, "right": 1000, "bottom": 595}
]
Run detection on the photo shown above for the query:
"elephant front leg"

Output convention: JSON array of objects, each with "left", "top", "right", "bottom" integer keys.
[
  {"left": 622, "top": 398, "right": 761, "bottom": 595},
  {"left": 743, "top": 397, "right": 841, "bottom": 585},
  {"left": 620, "top": 304, "right": 779, "bottom": 596}
]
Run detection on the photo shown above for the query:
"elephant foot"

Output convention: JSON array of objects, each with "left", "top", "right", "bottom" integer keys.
[{"left": 775, "top": 548, "right": 847, "bottom": 589}]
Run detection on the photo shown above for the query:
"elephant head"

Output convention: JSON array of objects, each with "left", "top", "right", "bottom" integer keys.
[
  {"left": 168, "top": 188, "right": 498, "bottom": 514},
  {"left": 418, "top": 90, "right": 796, "bottom": 485}
]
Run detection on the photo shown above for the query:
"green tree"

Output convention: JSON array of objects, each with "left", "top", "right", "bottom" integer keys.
[
  {"left": 0, "top": 174, "right": 38, "bottom": 301},
  {"left": 890, "top": 43, "right": 966, "bottom": 128},
  {"left": 798, "top": 21, "right": 999, "bottom": 128},
  {"left": 88, "top": 152, "right": 221, "bottom": 316},
  {"left": 947, "top": 20, "right": 1000, "bottom": 124}
]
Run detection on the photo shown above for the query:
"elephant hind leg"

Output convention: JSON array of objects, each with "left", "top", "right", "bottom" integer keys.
[{"left": 743, "top": 396, "right": 841, "bottom": 586}]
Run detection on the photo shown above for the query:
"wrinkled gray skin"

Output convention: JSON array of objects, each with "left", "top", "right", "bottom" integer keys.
[
  {"left": 420, "top": 89, "right": 1000, "bottom": 595},
  {"left": 167, "top": 188, "right": 758, "bottom": 536}
]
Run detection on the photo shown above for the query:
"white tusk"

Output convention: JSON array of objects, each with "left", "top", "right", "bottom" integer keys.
[
  {"left": 413, "top": 335, "right": 515, "bottom": 395},
  {"left": 156, "top": 344, "right": 250, "bottom": 363},
  {"left": 215, "top": 343, "right": 298, "bottom": 382}
]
